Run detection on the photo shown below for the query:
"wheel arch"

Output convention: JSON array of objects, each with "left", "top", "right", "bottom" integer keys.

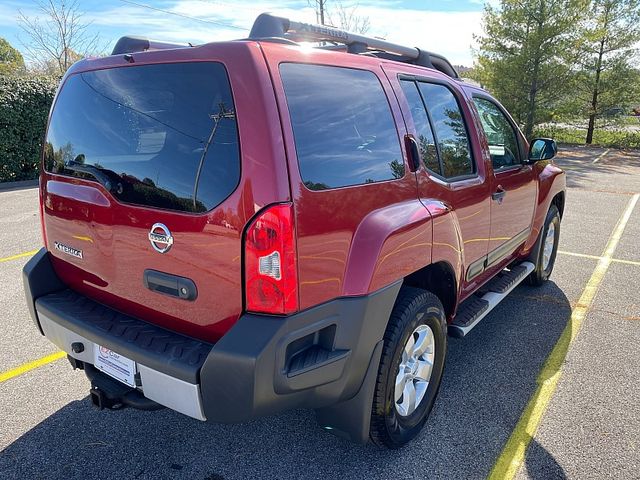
[
  {"left": 402, "top": 261, "right": 458, "bottom": 321},
  {"left": 551, "top": 190, "right": 565, "bottom": 218}
]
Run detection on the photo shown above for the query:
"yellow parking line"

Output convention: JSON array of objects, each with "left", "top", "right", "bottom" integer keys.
[
  {"left": 0, "top": 351, "right": 66, "bottom": 383},
  {"left": 612, "top": 258, "right": 640, "bottom": 267},
  {"left": 558, "top": 250, "right": 640, "bottom": 267},
  {"left": 0, "top": 249, "right": 39, "bottom": 263},
  {"left": 489, "top": 192, "right": 639, "bottom": 480},
  {"left": 592, "top": 148, "right": 610, "bottom": 164}
]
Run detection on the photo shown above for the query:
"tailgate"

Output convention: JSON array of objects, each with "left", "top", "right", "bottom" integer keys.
[{"left": 41, "top": 59, "right": 247, "bottom": 342}]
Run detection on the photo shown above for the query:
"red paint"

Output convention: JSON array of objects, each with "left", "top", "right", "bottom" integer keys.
[
  {"left": 41, "top": 42, "right": 289, "bottom": 342},
  {"left": 40, "top": 39, "right": 565, "bottom": 340}
]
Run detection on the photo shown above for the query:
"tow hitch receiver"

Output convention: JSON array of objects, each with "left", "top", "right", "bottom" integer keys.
[
  {"left": 90, "top": 386, "right": 126, "bottom": 410},
  {"left": 84, "top": 363, "right": 164, "bottom": 412}
]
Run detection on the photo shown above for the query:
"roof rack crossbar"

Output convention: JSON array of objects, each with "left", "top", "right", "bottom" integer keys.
[
  {"left": 248, "top": 13, "right": 459, "bottom": 78},
  {"left": 112, "top": 36, "right": 189, "bottom": 55}
]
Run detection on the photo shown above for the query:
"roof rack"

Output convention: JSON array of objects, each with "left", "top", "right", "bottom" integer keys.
[
  {"left": 248, "top": 13, "right": 459, "bottom": 79},
  {"left": 112, "top": 36, "right": 188, "bottom": 55}
]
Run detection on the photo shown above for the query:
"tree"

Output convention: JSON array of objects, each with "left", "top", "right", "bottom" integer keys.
[
  {"left": 17, "top": 0, "right": 102, "bottom": 75},
  {"left": 328, "top": 3, "right": 370, "bottom": 34},
  {"left": 577, "top": 0, "right": 640, "bottom": 144},
  {"left": 474, "top": 0, "right": 588, "bottom": 139},
  {"left": 0, "top": 38, "right": 26, "bottom": 75},
  {"left": 308, "top": 0, "right": 371, "bottom": 33}
]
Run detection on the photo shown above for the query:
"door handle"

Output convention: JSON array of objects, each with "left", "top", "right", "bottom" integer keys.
[
  {"left": 404, "top": 134, "right": 420, "bottom": 173},
  {"left": 491, "top": 186, "right": 506, "bottom": 203},
  {"left": 143, "top": 269, "right": 197, "bottom": 301}
]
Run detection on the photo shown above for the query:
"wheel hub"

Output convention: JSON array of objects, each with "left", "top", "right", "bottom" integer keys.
[
  {"left": 394, "top": 324, "right": 435, "bottom": 417},
  {"left": 543, "top": 222, "right": 556, "bottom": 271}
]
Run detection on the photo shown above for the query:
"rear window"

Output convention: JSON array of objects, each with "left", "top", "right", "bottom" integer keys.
[
  {"left": 44, "top": 62, "right": 240, "bottom": 213},
  {"left": 280, "top": 63, "right": 404, "bottom": 191}
]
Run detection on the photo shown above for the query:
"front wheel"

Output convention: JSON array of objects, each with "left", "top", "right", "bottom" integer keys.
[
  {"left": 369, "top": 287, "right": 447, "bottom": 448},
  {"left": 527, "top": 204, "right": 561, "bottom": 286}
]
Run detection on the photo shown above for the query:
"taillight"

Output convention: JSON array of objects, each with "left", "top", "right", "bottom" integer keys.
[{"left": 244, "top": 203, "right": 298, "bottom": 315}]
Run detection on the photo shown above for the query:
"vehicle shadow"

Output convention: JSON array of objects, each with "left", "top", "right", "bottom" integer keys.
[
  {"left": 0, "top": 282, "right": 570, "bottom": 480},
  {"left": 522, "top": 438, "right": 568, "bottom": 479},
  {"left": 555, "top": 145, "right": 640, "bottom": 191}
]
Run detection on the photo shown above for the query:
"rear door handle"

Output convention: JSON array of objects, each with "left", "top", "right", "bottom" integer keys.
[
  {"left": 143, "top": 269, "right": 197, "bottom": 301},
  {"left": 491, "top": 186, "right": 506, "bottom": 203}
]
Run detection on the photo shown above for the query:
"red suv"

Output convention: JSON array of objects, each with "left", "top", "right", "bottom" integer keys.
[{"left": 23, "top": 14, "right": 565, "bottom": 448}]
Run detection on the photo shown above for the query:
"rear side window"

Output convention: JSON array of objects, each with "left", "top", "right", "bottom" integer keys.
[
  {"left": 399, "top": 80, "right": 439, "bottom": 173},
  {"left": 417, "top": 83, "right": 474, "bottom": 179},
  {"left": 44, "top": 62, "right": 239, "bottom": 213},
  {"left": 280, "top": 63, "right": 404, "bottom": 191}
]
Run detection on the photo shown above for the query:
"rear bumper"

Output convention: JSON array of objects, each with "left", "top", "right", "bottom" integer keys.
[{"left": 24, "top": 248, "right": 400, "bottom": 428}]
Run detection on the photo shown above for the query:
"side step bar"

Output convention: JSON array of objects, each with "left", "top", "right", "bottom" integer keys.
[{"left": 448, "top": 262, "right": 535, "bottom": 338}]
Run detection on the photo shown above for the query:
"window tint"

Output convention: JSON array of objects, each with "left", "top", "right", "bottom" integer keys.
[
  {"left": 280, "top": 63, "right": 404, "bottom": 191},
  {"left": 418, "top": 83, "right": 474, "bottom": 179},
  {"left": 400, "top": 80, "right": 440, "bottom": 173},
  {"left": 45, "top": 62, "right": 239, "bottom": 213},
  {"left": 473, "top": 97, "right": 521, "bottom": 170}
]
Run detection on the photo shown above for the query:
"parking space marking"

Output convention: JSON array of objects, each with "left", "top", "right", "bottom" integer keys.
[
  {"left": 591, "top": 148, "right": 610, "bottom": 164},
  {"left": 489, "top": 193, "right": 639, "bottom": 480},
  {"left": 0, "top": 249, "right": 38, "bottom": 263},
  {"left": 0, "top": 351, "right": 65, "bottom": 383},
  {"left": 558, "top": 250, "right": 640, "bottom": 267}
]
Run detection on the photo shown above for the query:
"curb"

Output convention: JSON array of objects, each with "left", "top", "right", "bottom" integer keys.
[{"left": 0, "top": 179, "right": 39, "bottom": 192}]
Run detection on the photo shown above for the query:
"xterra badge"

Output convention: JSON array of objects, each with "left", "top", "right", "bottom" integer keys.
[{"left": 54, "top": 241, "right": 83, "bottom": 259}]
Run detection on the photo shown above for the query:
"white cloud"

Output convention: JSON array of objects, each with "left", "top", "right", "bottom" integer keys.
[
  {"left": 354, "top": 6, "right": 482, "bottom": 65},
  {"left": 87, "top": 0, "right": 480, "bottom": 65}
]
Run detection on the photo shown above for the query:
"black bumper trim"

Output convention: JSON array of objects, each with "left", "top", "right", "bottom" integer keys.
[
  {"left": 24, "top": 246, "right": 403, "bottom": 442},
  {"left": 200, "top": 281, "right": 402, "bottom": 424},
  {"left": 35, "top": 289, "right": 212, "bottom": 384},
  {"left": 22, "top": 248, "right": 66, "bottom": 334}
]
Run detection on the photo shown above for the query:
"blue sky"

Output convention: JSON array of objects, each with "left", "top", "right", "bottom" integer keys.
[{"left": 0, "top": 0, "right": 489, "bottom": 66}]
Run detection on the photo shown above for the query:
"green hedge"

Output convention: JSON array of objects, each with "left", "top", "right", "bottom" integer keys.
[{"left": 0, "top": 76, "right": 58, "bottom": 182}]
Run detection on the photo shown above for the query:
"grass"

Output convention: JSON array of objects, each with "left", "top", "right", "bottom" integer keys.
[{"left": 535, "top": 122, "right": 640, "bottom": 149}]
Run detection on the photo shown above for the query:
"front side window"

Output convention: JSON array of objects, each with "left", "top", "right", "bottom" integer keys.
[
  {"left": 45, "top": 62, "right": 240, "bottom": 213},
  {"left": 280, "top": 63, "right": 404, "bottom": 191},
  {"left": 418, "top": 83, "right": 474, "bottom": 179},
  {"left": 473, "top": 97, "right": 521, "bottom": 170}
]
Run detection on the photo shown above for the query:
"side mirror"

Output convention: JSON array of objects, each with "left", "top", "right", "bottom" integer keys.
[{"left": 528, "top": 138, "right": 557, "bottom": 162}]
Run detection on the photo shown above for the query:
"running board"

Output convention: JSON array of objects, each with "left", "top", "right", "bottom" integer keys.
[{"left": 448, "top": 261, "right": 535, "bottom": 338}]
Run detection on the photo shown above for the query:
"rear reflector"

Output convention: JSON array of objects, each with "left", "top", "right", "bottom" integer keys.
[{"left": 244, "top": 203, "right": 298, "bottom": 315}]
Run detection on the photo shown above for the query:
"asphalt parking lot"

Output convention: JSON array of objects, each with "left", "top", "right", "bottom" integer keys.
[{"left": 1, "top": 146, "right": 639, "bottom": 480}]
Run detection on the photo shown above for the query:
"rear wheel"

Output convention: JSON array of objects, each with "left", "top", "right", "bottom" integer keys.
[
  {"left": 369, "top": 287, "right": 447, "bottom": 448},
  {"left": 527, "top": 204, "right": 561, "bottom": 286}
]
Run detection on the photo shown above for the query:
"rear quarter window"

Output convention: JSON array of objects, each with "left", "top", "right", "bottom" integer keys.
[
  {"left": 280, "top": 63, "right": 404, "bottom": 191},
  {"left": 44, "top": 62, "right": 239, "bottom": 213},
  {"left": 417, "top": 82, "right": 474, "bottom": 179}
]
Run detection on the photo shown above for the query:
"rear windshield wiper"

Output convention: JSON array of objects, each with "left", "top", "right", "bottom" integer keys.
[
  {"left": 192, "top": 102, "right": 236, "bottom": 209},
  {"left": 65, "top": 159, "right": 120, "bottom": 193}
]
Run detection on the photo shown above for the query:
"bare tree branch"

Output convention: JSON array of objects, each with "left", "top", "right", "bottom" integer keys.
[
  {"left": 17, "top": 0, "right": 104, "bottom": 75},
  {"left": 307, "top": 0, "right": 371, "bottom": 34}
]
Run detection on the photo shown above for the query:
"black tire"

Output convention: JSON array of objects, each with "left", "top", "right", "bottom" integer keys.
[
  {"left": 527, "top": 204, "right": 561, "bottom": 286},
  {"left": 369, "top": 287, "right": 447, "bottom": 449}
]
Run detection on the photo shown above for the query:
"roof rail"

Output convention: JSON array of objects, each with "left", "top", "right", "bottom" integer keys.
[
  {"left": 248, "top": 13, "right": 459, "bottom": 79},
  {"left": 112, "top": 36, "right": 189, "bottom": 55}
]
